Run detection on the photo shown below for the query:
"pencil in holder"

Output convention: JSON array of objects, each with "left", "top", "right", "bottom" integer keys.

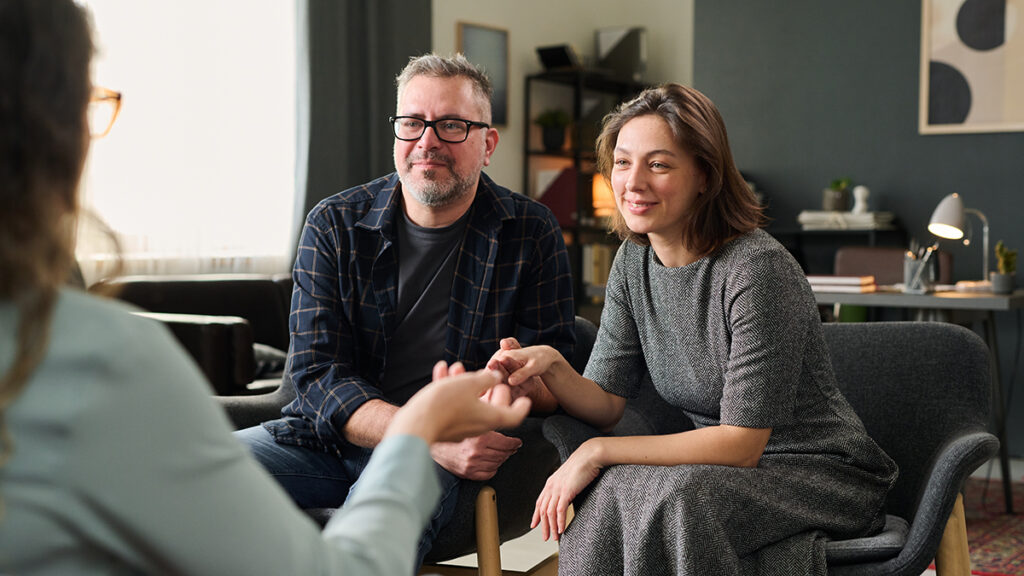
[{"left": 903, "top": 254, "right": 936, "bottom": 294}]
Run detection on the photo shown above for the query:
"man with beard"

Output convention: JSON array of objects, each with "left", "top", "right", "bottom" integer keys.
[{"left": 236, "top": 53, "right": 575, "bottom": 566}]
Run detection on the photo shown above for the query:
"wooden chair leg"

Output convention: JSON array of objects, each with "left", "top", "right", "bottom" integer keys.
[
  {"left": 475, "top": 486, "right": 501, "bottom": 576},
  {"left": 934, "top": 493, "right": 971, "bottom": 576}
]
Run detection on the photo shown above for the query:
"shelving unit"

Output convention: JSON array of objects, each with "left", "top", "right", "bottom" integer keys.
[
  {"left": 767, "top": 226, "right": 907, "bottom": 275},
  {"left": 523, "top": 70, "right": 647, "bottom": 321}
]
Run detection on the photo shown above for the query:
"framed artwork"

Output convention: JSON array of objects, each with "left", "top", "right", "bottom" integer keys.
[
  {"left": 457, "top": 22, "right": 508, "bottom": 126},
  {"left": 919, "top": 0, "right": 1024, "bottom": 134}
]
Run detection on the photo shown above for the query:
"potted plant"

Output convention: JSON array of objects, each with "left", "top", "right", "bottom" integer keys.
[
  {"left": 992, "top": 240, "right": 1017, "bottom": 294},
  {"left": 535, "top": 108, "right": 571, "bottom": 152},
  {"left": 822, "top": 177, "right": 852, "bottom": 212}
]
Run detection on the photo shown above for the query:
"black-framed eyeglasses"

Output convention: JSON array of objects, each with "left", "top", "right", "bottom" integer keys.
[{"left": 389, "top": 115, "right": 490, "bottom": 143}]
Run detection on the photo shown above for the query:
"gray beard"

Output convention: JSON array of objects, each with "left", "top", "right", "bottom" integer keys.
[{"left": 400, "top": 167, "right": 476, "bottom": 208}]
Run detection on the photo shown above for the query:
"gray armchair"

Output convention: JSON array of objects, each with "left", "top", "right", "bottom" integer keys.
[
  {"left": 823, "top": 322, "right": 996, "bottom": 575},
  {"left": 543, "top": 321, "right": 997, "bottom": 575}
]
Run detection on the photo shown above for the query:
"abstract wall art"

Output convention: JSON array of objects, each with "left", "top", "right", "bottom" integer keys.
[{"left": 920, "top": 0, "right": 1024, "bottom": 134}]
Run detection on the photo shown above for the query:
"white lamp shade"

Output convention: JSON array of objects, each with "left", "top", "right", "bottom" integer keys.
[{"left": 928, "top": 193, "right": 965, "bottom": 240}]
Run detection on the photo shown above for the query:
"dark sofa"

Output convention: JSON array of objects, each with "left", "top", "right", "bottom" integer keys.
[{"left": 90, "top": 274, "right": 293, "bottom": 398}]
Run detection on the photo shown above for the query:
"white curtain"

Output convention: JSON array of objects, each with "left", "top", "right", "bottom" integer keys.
[{"left": 76, "top": 0, "right": 298, "bottom": 285}]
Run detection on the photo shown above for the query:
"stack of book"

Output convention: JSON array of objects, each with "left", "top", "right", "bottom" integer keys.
[
  {"left": 806, "top": 275, "right": 878, "bottom": 293},
  {"left": 797, "top": 211, "right": 895, "bottom": 230},
  {"left": 581, "top": 244, "right": 614, "bottom": 288}
]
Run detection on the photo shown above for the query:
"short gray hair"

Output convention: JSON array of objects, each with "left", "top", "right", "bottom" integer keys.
[{"left": 395, "top": 53, "right": 494, "bottom": 122}]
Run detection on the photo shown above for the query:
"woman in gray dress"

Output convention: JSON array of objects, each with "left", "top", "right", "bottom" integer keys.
[{"left": 489, "top": 84, "right": 897, "bottom": 575}]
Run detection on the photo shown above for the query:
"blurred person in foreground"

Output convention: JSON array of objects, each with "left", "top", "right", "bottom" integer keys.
[{"left": 0, "top": 1, "right": 529, "bottom": 574}]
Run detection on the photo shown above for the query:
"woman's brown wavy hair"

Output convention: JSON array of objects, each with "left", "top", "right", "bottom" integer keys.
[
  {"left": 595, "top": 83, "right": 764, "bottom": 257},
  {"left": 0, "top": 0, "right": 93, "bottom": 474}
]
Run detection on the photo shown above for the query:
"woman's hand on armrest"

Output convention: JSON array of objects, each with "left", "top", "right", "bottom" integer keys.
[{"left": 532, "top": 438, "right": 605, "bottom": 541}]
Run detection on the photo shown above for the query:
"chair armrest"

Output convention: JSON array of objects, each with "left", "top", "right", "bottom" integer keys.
[
  {"left": 541, "top": 394, "right": 695, "bottom": 463},
  {"left": 214, "top": 374, "right": 296, "bottom": 430},
  {"left": 542, "top": 414, "right": 604, "bottom": 462},
  {"left": 133, "top": 312, "right": 256, "bottom": 396},
  {"left": 830, "top": 431, "right": 999, "bottom": 576},
  {"left": 896, "top": 432, "right": 998, "bottom": 566}
]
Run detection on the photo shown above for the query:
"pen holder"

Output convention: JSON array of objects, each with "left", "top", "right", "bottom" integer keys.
[{"left": 903, "top": 255, "right": 936, "bottom": 294}]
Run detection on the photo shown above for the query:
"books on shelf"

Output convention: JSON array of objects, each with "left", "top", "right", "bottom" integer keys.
[
  {"left": 582, "top": 244, "right": 614, "bottom": 287},
  {"left": 807, "top": 275, "right": 878, "bottom": 293},
  {"left": 797, "top": 210, "right": 895, "bottom": 230}
]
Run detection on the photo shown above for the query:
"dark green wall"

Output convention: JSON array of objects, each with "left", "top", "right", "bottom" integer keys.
[{"left": 694, "top": 1, "right": 1024, "bottom": 456}]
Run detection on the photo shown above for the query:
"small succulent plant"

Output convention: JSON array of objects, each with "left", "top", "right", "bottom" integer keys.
[{"left": 995, "top": 240, "right": 1017, "bottom": 275}]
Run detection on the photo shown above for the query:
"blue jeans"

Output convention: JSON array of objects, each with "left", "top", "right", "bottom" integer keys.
[{"left": 235, "top": 423, "right": 461, "bottom": 568}]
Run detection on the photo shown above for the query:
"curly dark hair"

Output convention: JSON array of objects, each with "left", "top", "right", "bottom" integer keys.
[
  {"left": 595, "top": 83, "right": 763, "bottom": 257},
  {"left": 0, "top": 0, "right": 93, "bottom": 470}
]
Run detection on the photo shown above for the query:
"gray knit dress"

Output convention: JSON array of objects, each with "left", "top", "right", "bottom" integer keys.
[{"left": 560, "top": 229, "right": 898, "bottom": 575}]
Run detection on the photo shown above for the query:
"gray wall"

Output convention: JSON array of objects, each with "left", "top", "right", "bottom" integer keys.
[{"left": 694, "top": 1, "right": 1024, "bottom": 456}]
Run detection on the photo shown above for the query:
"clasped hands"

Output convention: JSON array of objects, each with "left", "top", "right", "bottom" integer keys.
[
  {"left": 387, "top": 360, "right": 531, "bottom": 478},
  {"left": 486, "top": 339, "right": 603, "bottom": 542},
  {"left": 428, "top": 338, "right": 558, "bottom": 481},
  {"left": 411, "top": 339, "right": 600, "bottom": 540},
  {"left": 422, "top": 360, "right": 527, "bottom": 482}
]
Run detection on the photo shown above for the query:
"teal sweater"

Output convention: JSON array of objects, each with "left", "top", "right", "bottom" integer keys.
[{"left": 0, "top": 288, "right": 439, "bottom": 575}]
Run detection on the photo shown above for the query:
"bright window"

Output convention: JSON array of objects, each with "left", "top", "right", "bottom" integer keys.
[{"left": 77, "top": 0, "right": 297, "bottom": 284}]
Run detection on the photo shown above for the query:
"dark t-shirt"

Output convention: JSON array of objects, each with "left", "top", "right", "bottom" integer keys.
[{"left": 379, "top": 207, "right": 469, "bottom": 403}]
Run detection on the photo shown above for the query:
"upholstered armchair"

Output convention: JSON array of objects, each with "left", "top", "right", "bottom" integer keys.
[{"left": 543, "top": 322, "right": 997, "bottom": 575}]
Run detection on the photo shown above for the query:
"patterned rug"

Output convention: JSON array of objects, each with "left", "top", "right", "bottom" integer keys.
[{"left": 962, "top": 477, "right": 1024, "bottom": 575}]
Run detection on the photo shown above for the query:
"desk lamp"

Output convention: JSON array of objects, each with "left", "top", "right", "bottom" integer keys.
[{"left": 927, "top": 193, "right": 991, "bottom": 291}]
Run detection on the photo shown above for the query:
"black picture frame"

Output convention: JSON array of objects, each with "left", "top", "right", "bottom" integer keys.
[{"left": 457, "top": 22, "right": 509, "bottom": 127}]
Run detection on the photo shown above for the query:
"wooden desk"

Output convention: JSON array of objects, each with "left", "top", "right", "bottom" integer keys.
[{"left": 813, "top": 288, "right": 1024, "bottom": 514}]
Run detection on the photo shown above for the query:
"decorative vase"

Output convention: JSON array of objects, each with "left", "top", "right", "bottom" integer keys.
[
  {"left": 822, "top": 187, "right": 850, "bottom": 212},
  {"left": 542, "top": 126, "right": 566, "bottom": 152},
  {"left": 990, "top": 272, "right": 1014, "bottom": 294}
]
